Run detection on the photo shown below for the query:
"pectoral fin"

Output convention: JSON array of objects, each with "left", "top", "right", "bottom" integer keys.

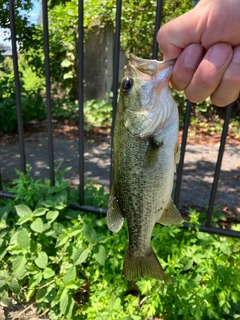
[
  {"left": 107, "top": 184, "right": 124, "bottom": 233},
  {"left": 158, "top": 199, "right": 183, "bottom": 226},
  {"left": 143, "top": 139, "right": 162, "bottom": 168}
]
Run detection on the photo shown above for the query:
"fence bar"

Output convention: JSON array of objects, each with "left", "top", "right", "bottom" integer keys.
[
  {"left": 78, "top": 0, "right": 85, "bottom": 205},
  {"left": 0, "top": 170, "right": 3, "bottom": 190},
  {"left": 42, "top": 0, "right": 55, "bottom": 186},
  {"left": 69, "top": 203, "right": 108, "bottom": 215},
  {"left": 152, "top": 0, "right": 163, "bottom": 59},
  {"left": 110, "top": 0, "right": 122, "bottom": 187},
  {"left": 1, "top": 188, "right": 240, "bottom": 238},
  {"left": 0, "top": 190, "right": 13, "bottom": 199},
  {"left": 181, "top": 222, "right": 240, "bottom": 239},
  {"left": 206, "top": 104, "right": 233, "bottom": 227},
  {"left": 174, "top": 100, "right": 192, "bottom": 206},
  {"left": 9, "top": 0, "right": 26, "bottom": 174},
  {"left": 111, "top": 0, "right": 122, "bottom": 128}
]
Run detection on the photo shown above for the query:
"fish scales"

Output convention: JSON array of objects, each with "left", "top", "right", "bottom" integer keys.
[{"left": 107, "top": 54, "right": 183, "bottom": 281}]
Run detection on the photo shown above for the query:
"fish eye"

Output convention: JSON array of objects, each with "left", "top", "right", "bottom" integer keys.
[{"left": 122, "top": 77, "right": 133, "bottom": 92}]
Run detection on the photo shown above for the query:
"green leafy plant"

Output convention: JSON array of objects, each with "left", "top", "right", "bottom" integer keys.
[
  {"left": 1, "top": 167, "right": 240, "bottom": 319},
  {"left": 84, "top": 99, "right": 112, "bottom": 130},
  {"left": 197, "top": 206, "right": 227, "bottom": 227},
  {"left": 0, "top": 56, "right": 46, "bottom": 133},
  {"left": 52, "top": 98, "right": 112, "bottom": 130}
]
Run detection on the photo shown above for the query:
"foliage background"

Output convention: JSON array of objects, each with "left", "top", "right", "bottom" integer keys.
[
  {"left": 0, "top": 0, "right": 239, "bottom": 133},
  {"left": 1, "top": 168, "right": 240, "bottom": 319}
]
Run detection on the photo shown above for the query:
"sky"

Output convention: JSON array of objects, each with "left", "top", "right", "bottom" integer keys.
[
  {"left": 27, "top": 0, "right": 41, "bottom": 25},
  {"left": 0, "top": 1, "right": 41, "bottom": 47}
]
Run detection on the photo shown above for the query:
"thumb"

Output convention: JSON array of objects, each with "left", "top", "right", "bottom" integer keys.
[{"left": 157, "top": 9, "right": 201, "bottom": 61}]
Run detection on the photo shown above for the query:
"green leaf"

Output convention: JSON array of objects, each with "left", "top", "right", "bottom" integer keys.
[
  {"left": 53, "top": 222, "right": 65, "bottom": 236},
  {"left": 0, "top": 271, "right": 8, "bottom": 287},
  {"left": 12, "top": 255, "right": 27, "bottom": 275},
  {"left": 33, "top": 207, "right": 48, "bottom": 217},
  {"left": 0, "top": 206, "right": 10, "bottom": 220},
  {"left": 83, "top": 223, "right": 97, "bottom": 243},
  {"left": 1, "top": 297, "right": 12, "bottom": 307},
  {"left": 36, "top": 287, "right": 48, "bottom": 303},
  {"left": 46, "top": 210, "right": 59, "bottom": 223},
  {"left": 35, "top": 251, "right": 48, "bottom": 269},
  {"left": 231, "top": 224, "right": 240, "bottom": 232},
  {"left": 68, "top": 225, "right": 82, "bottom": 237},
  {"left": 61, "top": 58, "right": 73, "bottom": 67},
  {"left": 42, "top": 200, "right": 55, "bottom": 208},
  {"left": 183, "top": 258, "right": 193, "bottom": 271},
  {"left": 60, "top": 294, "right": 75, "bottom": 318},
  {"left": 17, "top": 214, "right": 32, "bottom": 225},
  {"left": 9, "top": 278, "right": 21, "bottom": 294},
  {"left": 29, "top": 272, "right": 43, "bottom": 289},
  {"left": 55, "top": 190, "right": 68, "bottom": 205},
  {"left": 192, "top": 253, "right": 204, "bottom": 264},
  {"left": 66, "top": 283, "right": 81, "bottom": 290},
  {"left": 0, "top": 277, "right": 6, "bottom": 288},
  {"left": 15, "top": 204, "right": 32, "bottom": 217},
  {"left": 0, "top": 219, "right": 7, "bottom": 229},
  {"left": 193, "top": 274, "right": 202, "bottom": 284},
  {"left": 55, "top": 203, "right": 66, "bottom": 210},
  {"left": 56, "top": 232, "right": 69, "bottom": 247},
  {"left": 94, "top": 245, "right": 106, "bottom": 266},
  {"left": 43, "top": 267, "right": 55, "bottom": 279},
  {"left": 220, "top": 242, "right": 231, "bottom": 255},
  {"left": 73, "top": 248, "right": 90, "bottom": 266},
  {"left": 63, "top": 265, "right": 76, "bottom": 285},
  {"left": 108, "top": 296, "right": 121, "bottom": 311},
  {"left": 17, "top": 229, "right": 30, "bottom": 249},
  {"left": 63, "top": 72, "right": 73, "bottom": 79},
  {"left": 30, "top": 218, "right": 44, "bottom": 233}
]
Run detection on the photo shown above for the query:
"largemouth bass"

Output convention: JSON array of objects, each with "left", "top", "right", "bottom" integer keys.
[{"left": 107, "top": 54, "right": 183, "bottom": 281}]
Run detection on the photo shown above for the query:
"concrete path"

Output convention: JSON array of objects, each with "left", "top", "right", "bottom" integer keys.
[{"left": 1, "top": 131, "right": 240, "bottom": 213}]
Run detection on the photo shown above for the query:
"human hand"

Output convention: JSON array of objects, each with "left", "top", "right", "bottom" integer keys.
[{"left": 157, "top": 0, "right": 240, "bottom": 106}]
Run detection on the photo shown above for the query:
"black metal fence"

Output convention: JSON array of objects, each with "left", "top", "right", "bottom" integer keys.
[{"left": 0, "top": 0, "right": 239, "bottom": 238}]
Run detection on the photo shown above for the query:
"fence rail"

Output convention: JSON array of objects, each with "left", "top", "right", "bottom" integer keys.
[{"left": 0, "top": 0, "right": 239, "bottom": 238}]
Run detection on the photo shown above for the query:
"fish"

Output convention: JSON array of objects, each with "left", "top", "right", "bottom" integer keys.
[{"left": 107, "top": 53, "right": 183, "bottom": 281}]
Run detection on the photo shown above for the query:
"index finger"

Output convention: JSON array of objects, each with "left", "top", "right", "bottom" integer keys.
[{"left": 157, "top": 10, "right": 201, "bottom": 60}]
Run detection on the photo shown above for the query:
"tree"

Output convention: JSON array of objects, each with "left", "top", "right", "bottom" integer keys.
[{"left": 0, "top": 0, "right": 194, "bottom": 102}]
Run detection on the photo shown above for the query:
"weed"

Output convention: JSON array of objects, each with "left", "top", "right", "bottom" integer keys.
[{"left": 0, "top": 168, "right": 240, "bottom": 319}]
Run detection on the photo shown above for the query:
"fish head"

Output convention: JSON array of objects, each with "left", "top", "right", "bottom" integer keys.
[{"left": 119, "top": 53, "right": 176, "bottom": 139}]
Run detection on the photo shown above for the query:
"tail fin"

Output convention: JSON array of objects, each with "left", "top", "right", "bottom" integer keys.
[{"left": 123, "top": 246, "right": 166, "bottom": 281}]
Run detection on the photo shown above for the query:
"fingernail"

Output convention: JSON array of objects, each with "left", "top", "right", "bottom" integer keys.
[
  {"left": 232, "top": 49, "right": 240, "bottom": 63},
  {"left": 208, "top": 44, "right": 232, "bottom": 67},
  {"left": 183, "top": 44, "right": 203, "bottom": 69}
]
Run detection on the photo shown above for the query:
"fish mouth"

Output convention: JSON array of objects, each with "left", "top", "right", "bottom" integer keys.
[
  {"left": 123, "top": 54, "right": 176, "bottom": 139},
  {"left": 128, "top": 53, "right": 175, "bottom": 77}
]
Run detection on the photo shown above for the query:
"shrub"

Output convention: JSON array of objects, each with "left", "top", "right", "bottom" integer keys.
[
  {"left": 1, "top": 167, "right": 240, "bottom": 319},
  {"left": 0, "top": 55, "right": 46, "bottom": 133}
]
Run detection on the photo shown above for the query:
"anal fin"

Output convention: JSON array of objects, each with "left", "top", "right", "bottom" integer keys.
[
  {"left": 107, "top": 184, "right": 124, "bottom": 233},
  {"left": 158, "top": 199, "right": 183, "bottom": 226}
]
